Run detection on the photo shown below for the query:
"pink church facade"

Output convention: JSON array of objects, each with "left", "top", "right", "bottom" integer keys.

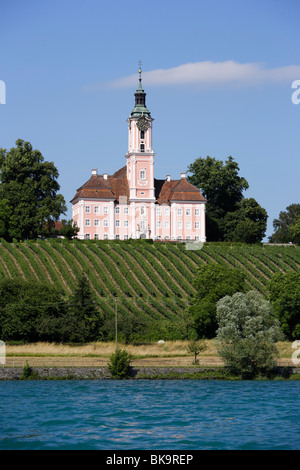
[{"left": 71, "top": 69, "right": 206, "bottom": 242}]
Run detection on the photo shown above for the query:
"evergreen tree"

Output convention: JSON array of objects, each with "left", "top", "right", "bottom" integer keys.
[{"left": 65, "top": 273, "right": 103, "bottom": 342}]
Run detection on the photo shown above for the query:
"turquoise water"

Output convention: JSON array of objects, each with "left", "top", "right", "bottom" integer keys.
[{"left": 0, "top": 380, "right": 299, "bottom": 450}]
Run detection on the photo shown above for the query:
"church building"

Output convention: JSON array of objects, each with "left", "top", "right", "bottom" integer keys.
[{"left": 71, "top": 68, "right": 206, "bottom": 241}]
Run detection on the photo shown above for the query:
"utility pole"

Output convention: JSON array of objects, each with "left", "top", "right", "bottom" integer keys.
[{"left": 115, "top": 298, "right": 118, "bottom": 350}]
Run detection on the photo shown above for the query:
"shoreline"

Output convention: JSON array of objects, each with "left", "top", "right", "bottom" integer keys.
[{"left": 1, "top": 365, "right": 300, "bottom": 381}]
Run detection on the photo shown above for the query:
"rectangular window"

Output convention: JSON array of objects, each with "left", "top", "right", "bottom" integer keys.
[
  {"left": 103, "top": 234, "right": 108, "bottom": 240},
  {"left": 124, "top": 207, "right": 129, "bottom": 215},
  {"left": 94, "top": 234, "right": 99, "bottom": 240},
  {"left": 186, "top": 208, "right": 191, "bottom": 216},
  {"left": 115, "top": 220, "right": 120, "bottom": 227},
  {"left": 177, "top": 221, "right": 182, "bottom": 229},
  {"left": 195, "top": 208, "right": 200, "bottom": 216},
  {"left": 94, "top": 206, "right": 99, "bottom": 214},
  {"left": 157, "top": 221, "right": 161, "bottom": 228},
  {"left": 85, "top": 234, "right": 90, "bottom": 240},
  {"left": 124, "top": 235, "right": 128, "bottom": 240},
  {"left": 186, "top": 221, "right": 191, "bottom": 229},
  {"left": 116, "top": 234, "right": 120, "bottom": 240},
  {"left": 177, "top": 208, "right": 182, "bottom": 216},
  {"left": 85, "top": 206, "right": 91, "bottom": 213},
  {"left": 85, "top": 219, "right": 91, "bottom": 227},
  {"left": 103, "top": 219, "right": 108, "bottom": 227},
  {"left": 195, "top": 222, "right": 200, "bottom": 229},
  {"left": 124, "top": 220, "right": 129, "bottom": 228},
  {"left": 156, "top": 207, "right": 162, "bottom": 216},
  {"left": 115, "top": 206, "right": 120, "bottom": 214},
  {"left": 165, "top": 221, "right": 170, "bottom": 228},
  {"left": 164, "top": 207, "right": 170, "bottom": 216},
  {"left": 94, "top": 219, "right": 99, "bottom": 227},
  {"left": 103, "top": 206, "right": 108, "bottom": 214}
]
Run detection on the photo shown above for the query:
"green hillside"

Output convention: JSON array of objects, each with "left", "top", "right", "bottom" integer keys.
[{"left": 0, "top": 238, "right": 299, "bottom": 337}]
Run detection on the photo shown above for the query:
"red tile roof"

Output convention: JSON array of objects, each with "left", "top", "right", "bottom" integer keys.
[{"left": 71, "top": 167, "right": 206, "bottom": 204}]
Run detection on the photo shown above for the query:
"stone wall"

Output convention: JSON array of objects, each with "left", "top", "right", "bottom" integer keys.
[{"left": 0, "top": 366, "right": 299, "bottom": 380}]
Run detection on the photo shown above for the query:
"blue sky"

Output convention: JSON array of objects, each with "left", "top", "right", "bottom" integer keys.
[{"left": 1, "top": 0, "right": 299, "bottom": 240}]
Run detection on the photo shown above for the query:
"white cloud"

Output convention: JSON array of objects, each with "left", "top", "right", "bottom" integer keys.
[{"left": 84, "top": 61, "right": 300, "bottom": 92}]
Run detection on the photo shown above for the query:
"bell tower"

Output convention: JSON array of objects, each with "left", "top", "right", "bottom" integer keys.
[{"left": 126, "top": 66, "right": 155, "bottom": 202}]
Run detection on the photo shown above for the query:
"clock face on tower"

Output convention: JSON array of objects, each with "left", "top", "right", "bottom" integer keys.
[{"left": 137, "top": 116, "right": 150, "bottom": 131}]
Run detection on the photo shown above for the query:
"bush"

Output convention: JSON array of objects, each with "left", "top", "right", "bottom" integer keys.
[
  {"left": 108, "top": 349, "right": 132, "bottom": 379},
  {"left": 20, "top": 361, "right": 40, "bottom": 380}
]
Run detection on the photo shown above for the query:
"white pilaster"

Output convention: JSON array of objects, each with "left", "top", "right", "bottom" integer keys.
[
  {"left": 109, "top": 201, "right": 115, "bottom": 239},
  {"left": 200, "top": 202, "right": 206, "bottom": 242}
]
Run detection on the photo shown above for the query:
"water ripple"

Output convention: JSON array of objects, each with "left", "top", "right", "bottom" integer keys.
[{"left": 0, "top": 380, "right": 299, "bottom": 449}]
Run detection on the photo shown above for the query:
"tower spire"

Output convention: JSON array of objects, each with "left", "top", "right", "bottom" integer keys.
[{"left": 131, "top": 61, "right": 151, "bottom": 117}]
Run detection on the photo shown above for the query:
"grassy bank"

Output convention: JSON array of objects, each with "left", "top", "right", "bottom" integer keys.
[{"left": 6, "top": 340, "right": 296, "bottom": 359}]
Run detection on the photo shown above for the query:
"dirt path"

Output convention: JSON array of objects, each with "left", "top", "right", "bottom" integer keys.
[{"left": 4, "top": 356, "right": 297, "bottom": 368}]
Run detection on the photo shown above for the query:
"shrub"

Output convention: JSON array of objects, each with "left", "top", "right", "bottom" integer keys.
[
  {"left": 108, "top": 349, "right": 132, "bottom": 379},
  {"left": 20, "top": 361, "right": 40, "bottom": 380}
]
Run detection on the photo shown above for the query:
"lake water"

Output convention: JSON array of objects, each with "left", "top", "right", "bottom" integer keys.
[{"left": 0, "top": 380, "right": 299, "bottom": 450}]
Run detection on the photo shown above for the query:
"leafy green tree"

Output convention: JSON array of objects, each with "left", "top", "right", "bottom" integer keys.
[
  {"left": 58, "top": 219, "right": 80, "bottom": 239},
  {"left": 187, "top": 156, "right": 249, "bottom": 240},
  {"left": 0, "top": 279, "right": 66, "bottom": 342},
  {"left": 222, "top": 198, "right": 268, "bottom": 243},
  {"left": 268, "top": 271, "right": 300, "bottom": 340},
  {"left": 290, "top": 217, "right": 300, "bottom": 245},
  {"left": 0, "top": 139, "right": 66, "bottom": 241},
  {"left": 187, "top": 340, "right": 207, "bottom": 364},
  {"left": 188, "top": 264, "right": 247, "bottom": 339},
  {"left": 269, "top": 204, "right": 300, "bottom": 244},
  {"left": 215, "top": 291, "right": 284, "bottom": 379}
]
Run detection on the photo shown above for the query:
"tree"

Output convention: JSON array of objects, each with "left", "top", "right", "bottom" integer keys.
[
  {"left": 215, "top": 291, "right": 284, "bottom": 379},
  {"left": 222, "top": 198, "right": 268, "bottom": 243},
  {"left": 187, "top": 156, "right": 267, "bottom": 242},
  {"left": 58, "top": 219, "right": 79, "bottom": 239},
  {"left": 268, "top": 271, "right": 300, "bottom": 340},
  {"left": 269, "top": 204, "right": 300, "bottom": 244},
  {"left": 0, "top": 279, "right": 66, "bottom": 342},
  {"left": 0, "top": 139, "right": 66, "bottom": 241},
  {"left": 188, "top": 264, "right": 247, "bottom": 339},
  {"left": 187, "top": 340, "right": 207, "bottom": 364},
  {"left": 65, "top": 273, "right": 103, "bottom": 342},
  {"left": 187, "top": 156, "right": 249, "bottom": 240},
  {"left": 290, "top": 217, "right": 300, "bottom": 245}
]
